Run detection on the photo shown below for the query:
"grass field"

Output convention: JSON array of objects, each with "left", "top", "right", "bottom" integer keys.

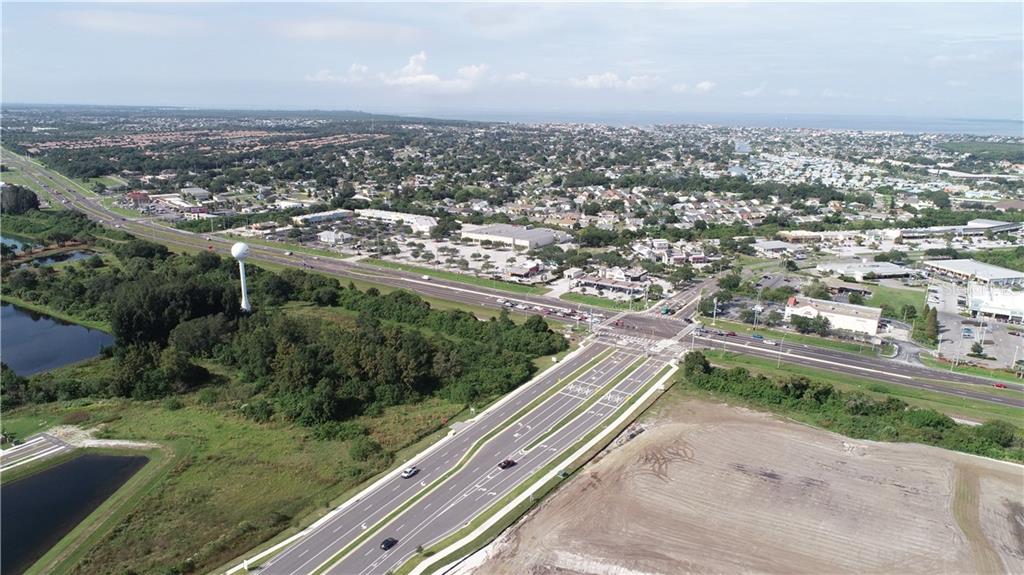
[
  {"left": 700, "top": 317, "right": 877, "bottom": 356},
  {"left": 225, "top": 234, "right": 353, "bottom": 260},
  {"left": 560, "top": 292, "right": 639, "bottom": 311},
  {"left": 865, "top": 283, "right": 925, "bottom": 315},
  {"left": 700, "top": 350, "right": 1022, "bottom": 426},
  {"left": 364, "top": 258, "right": 549, "bottom": 295},
  {"left": 919, "top": 355, "right": 1023, "bottom": 385},
  {"left": 1, "top": 386, "right": 468, "bottom": 574}
]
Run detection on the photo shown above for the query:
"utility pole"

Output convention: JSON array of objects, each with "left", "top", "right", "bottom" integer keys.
[{"left": 712, "top": 297, "right": 718, "bottom": 326}]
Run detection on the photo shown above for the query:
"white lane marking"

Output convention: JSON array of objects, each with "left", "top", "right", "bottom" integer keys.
[{"left": 1, "top": 444, "right": 68, "bottom": 470}]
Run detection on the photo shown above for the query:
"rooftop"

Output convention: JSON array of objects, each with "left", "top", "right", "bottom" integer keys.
[
  {"left": 786, "top": 295, "right": 883, "bottom": 321},
  {"left": 923, "top": 259, "right": 1024, "bottom": 281},
  {"left": 462, "top": 223, "right": 559, "bottom": 242}
]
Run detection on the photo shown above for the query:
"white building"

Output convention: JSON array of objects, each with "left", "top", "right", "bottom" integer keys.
[
  {"left": 966, "top": 283, "right": 1024, "bottom": 322},
  {"left": 753, "top": 240, "right": 804, "bottom": 259},
  {"left": 292, "top": 209, "right": 353, "bottom": 226},
  {"left": 318, "top": 230, "right": 353, "bottom": 245},
  {"left": 460, "top": 223, "right": 566, "bottom": 249},
  {"left": 355, "top": 209, "right": 437, "bottom": 233},
  {"left": 922, "top": 259, "right": 1024, "bottom": 287},
  {"left": 784, "top": 295, "right": 882, "bottom": 336},
  {"left": 816, "top": 261, "right": 912, "bottom": 282}
]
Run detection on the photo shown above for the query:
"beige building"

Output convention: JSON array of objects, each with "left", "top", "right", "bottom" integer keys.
[{"left": 784, "top": 296, "right": 882, "bottom": 336}]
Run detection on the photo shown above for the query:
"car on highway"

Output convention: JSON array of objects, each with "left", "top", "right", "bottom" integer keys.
[
  {"left": 762, "top": 339, "right": 778, "bottom": 346},
  {"left": 422, "top": 275, "right": 430, "bottom": 280},
  {"left": 401, "top": 466, "right": 419, "bottom": 478},
  {"left": 380, "top": 537, "right": 398, "bottom": 551},
  {"left": 284, "top": 251, "right": 293, "bottom": 256},
  {"left": 496, "top": 298, "right": 507, "bottom": 305},
  {"left": 497, "top": 459, "right": 516, "bottom": 470},
  {"left": 725, "top": 331, "right": 737, "bottom": 336},
  {"left": 751, "top": 334, "right": 764, "bottom": 340},
  {"left": 993, "top": 383, "right": 1007, "bottom": 389}
]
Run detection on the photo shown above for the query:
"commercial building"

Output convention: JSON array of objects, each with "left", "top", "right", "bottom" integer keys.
[
  {"left": 292, "top": 209, "right": 353, "bottom": 226},
  {"left": 896, "top": 218, "right": 1021, "bottom": 240},
  {"left": 816, "top": 261, "right": 912, "bottom": 282},
  {"left": 966, "top": 284, "right": 1024, "bottom": 322},
  {"left": 355, "top": 209, "right": 437, "bottom": 233},
  {"left": 573, "top": 267, "right": 649, "bottom": 298},
  {"left": 753, "top": 239, "right": 804, "bottom": 259},
  {"left": 460, "top": 223, "right": 567, "bottom": 249},
  {"left": 180, "top": 186, "right": 212, "bottom": 201},
  {"left": 318, "top": 230, "right": 353, "bottom": 245},
  {"left": 922, "top": 259, "right": 1024, "bottom": 287},
  {"left": 784, "top": 295, "right": 882, "bottom": 336}
]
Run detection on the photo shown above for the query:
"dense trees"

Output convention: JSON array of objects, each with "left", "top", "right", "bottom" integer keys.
[
  {"left": 682, "top": 351, "right": 1023, "bottom": 461},
  {"left": 1, "top": 184, "right": 39, "bottom": 214}
]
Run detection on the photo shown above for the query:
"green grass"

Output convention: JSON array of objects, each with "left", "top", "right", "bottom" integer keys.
[
  {"left": 560, "top": 292, "right": 639, "bottom": 311},
  {"left": 396, "top": 364, "right": 674, "bottom": 575},
  {"left": 524, "top": 357, "right": 643, "bottom": 451},
  {"left": 0, "top": 386, "right": 468, "bottom": 574},
  {"left": 0, "top": 170, "right": 62, "bottom": 206},
  {"left": 226, "top": 234, "right": 353, "bottom": 260},
  {"left": 919, "top": 355, "right": 1024, "bottom": 385},
  {"left": 306, "top": 348, "right": 613, "bottom": 574},
  {"left": 700, "top": 317, "right": 877, "bottom": 356},
  {"left": 0, "top": 294, "right": 112, "bottom": 332},
  {"left": 364, "top": 258, "right": 549, "bottom": 295},
  {"left": 701, "top": 350, "right": 1023, "bottom": 426},
  {"left": 865, "top": 283, "right": 925, "bottom": 314}
]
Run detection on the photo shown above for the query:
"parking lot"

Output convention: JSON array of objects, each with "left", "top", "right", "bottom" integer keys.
[{"left": 930, "top": 281, "right": 1023, "bottom": 370}]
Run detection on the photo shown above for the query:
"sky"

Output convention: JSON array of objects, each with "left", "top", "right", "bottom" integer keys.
[{"left": 3, "top": 2, "right": 1022, "bottom": 121}]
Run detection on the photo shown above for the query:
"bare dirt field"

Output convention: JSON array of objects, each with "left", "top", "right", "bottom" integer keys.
[{"left": 464, "top": 397, "right": 1024, "bottom": 575}]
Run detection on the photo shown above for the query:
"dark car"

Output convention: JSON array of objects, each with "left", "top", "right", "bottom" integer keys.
[
  {"left": 380, "top": 537, "right": 398, "bottom": 551},
  {"left": 497, "top": 459, "right": 516, "bottom": 470},
  {"left": 725, "top": 331, "right": 737, "bottom": 336}
]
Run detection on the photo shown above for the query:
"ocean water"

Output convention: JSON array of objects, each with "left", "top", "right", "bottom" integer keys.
[{"left": 418, "top": 110, "right": 1024, "bottom": 137}]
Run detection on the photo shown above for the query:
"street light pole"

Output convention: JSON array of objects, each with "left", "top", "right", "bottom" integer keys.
[{"left": 777, "top": 333, "right": 788, "bottom": 367}]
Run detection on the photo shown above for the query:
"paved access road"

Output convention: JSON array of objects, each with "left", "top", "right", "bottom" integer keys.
[
  {"left": 256, "top": 344, "right": 667, "bottom": 574},
  {"left": 0, "top": 433, "right": 73, "bottom": 472}
]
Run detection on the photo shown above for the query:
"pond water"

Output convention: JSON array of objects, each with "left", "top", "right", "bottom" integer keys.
[
  {"left": 0, "top": 304, "right": 114, "bottom": 376},
  {"left": 19, "top": 250, "right": 94, "bottom": 267},
  {"left": 1, "top": 453, "right": 149, "bottom": 574}
]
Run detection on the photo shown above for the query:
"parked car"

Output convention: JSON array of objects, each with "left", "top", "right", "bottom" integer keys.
[
  {"left": 497, "top": 459, "right": 516, "bottom": 470},
  {"left": 380, "top": 537, "right": 398, "bottom": 550},
  {"left": 401, "top": 466, "right": 418, "bottom": 479}
]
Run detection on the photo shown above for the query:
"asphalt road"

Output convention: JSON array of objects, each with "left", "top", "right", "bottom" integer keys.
[
  {"left": 6, "top": 149, "right": 1022, "bottom": 575},
  {"left": 326, "top": 353, "right": 667, "bottom": 575},
  {"left": 0, "top": 433, "right": 73, "bottom": 472}
]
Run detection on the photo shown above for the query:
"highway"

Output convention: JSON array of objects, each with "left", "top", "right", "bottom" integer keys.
[{"left": 5, "top": 149, "right": 1022, "bottom": 575}]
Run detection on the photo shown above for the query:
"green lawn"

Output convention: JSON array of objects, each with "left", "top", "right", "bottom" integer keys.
[
  {"left": 701, "top": 350, "right": 1022, "bottom": 426},
  {"left": 919, "top": 354, "right": 1023, "bottom": 385},
  {"left": 865, "top": 283, "right": 925, "bottom": 315},
  {"left": 364, "top": 258, "right": 549, "bottom": 295},
  {"left": 700, "top": 317, "right": 876, "bottom": 356},
  {"left": 2, "top": 386, "right": 467, "bottom": 574},
  {"left": 560, "top": 292, "right": 639, "bottom": 311}
]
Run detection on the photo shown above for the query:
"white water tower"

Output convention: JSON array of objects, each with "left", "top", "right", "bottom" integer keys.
[{"left": 231, "top": 242, "right": 252, "bottom": 312}]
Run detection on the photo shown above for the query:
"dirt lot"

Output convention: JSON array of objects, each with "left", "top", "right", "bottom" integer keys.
[{"left": 465, "top": 398, "right": 1024, "bottom": 575}]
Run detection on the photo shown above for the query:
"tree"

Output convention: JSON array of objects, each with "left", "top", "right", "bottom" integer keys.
[
  {"left": 970, "top": 341, "right": 984, "bottom": 356},
  {"left": 901, "top": 304, "right": 918, "bottom": 321},
  {"left": 1, "top": 185, "right": 39, "bottom": 214},
  {"left": 683, "top": 351, "right": 711, "bottom": 377},
  {"left": 924, "top": 307, "right": 939, "bottom": 343},
  {"left": 803, "top": 281, "right": 832, "bottom": 300},
  {"left": 848, "top": 292, "right": 865, "bottom": 305}
]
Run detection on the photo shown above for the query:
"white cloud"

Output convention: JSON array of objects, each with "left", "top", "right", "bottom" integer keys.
[
  {"left": 672, "top": 80, "right": 717, "bottom": 94},
  {"left": 278, "top": 18, "right": 419, "bottom": 41},
  {"left": 945, "top": 79, "right": 968, "bottom": 88},
  {"left": 56, "top": 9, "right": 204, "bottom": 36},
  {"left": 305, "top": 63, "right": 370, "bottom": 84},
  {"left": 741, "top": 83, "right": 766, "bottom": 98},
  {"left": 379, "top": 52, "right": 488, "bottom": 94},
  {"left": 779, "top": 88, "right": 801, "bottom": 97},
  {"left": 570, "top": 72, "right": 662, "bottom": 91},
  {"left": 822, "top": 87, "right": 852, "bottom": 99}
]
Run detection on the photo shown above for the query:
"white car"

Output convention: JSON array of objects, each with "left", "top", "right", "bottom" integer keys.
[
  {"left": 763, "top": 339, "right": 778, "bottom": 346},
  {"left": 401, "top": 466, "right": 418, "bottom": 479},
  {"left": 422, "top": 275, "right": 431, "bottom": 281},
  {"left": 496, "top": 298, "right": 507, "bottom": 305}
]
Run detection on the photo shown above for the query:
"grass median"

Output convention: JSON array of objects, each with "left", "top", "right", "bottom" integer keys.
[
  {"left": 559, "top": 292, "right": 639, "bottom": 311},
  {"left": 364, "top": 258, "right": 549, "bottom": 295},
  {"left": 397, "top": 363, "right": 675, "bottom": 575},
  {"left": 919, "top": 355, "right": 1023, "bottom": 386},
  {"left": 524, "top": 357, "right": 644, "bottom": 452},
  {"left": 304, "top": 347, "right": 614, "bottom": 574},
  {"left": 702, "top": 350, "right": 1023, "bottom": 426},
  {"left": 699, "top": 317, "right": 878, "bottom": 356}
]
